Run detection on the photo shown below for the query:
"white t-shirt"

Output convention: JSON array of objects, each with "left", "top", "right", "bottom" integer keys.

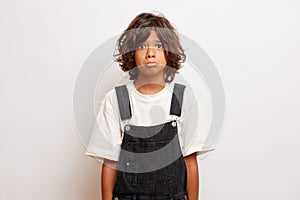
[{"left": 85, "top": 80, "right": 211, "bottom": 161}]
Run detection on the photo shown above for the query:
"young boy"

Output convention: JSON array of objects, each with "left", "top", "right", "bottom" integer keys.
[{"left": 86, "top": 12, "right": 206, "bottom": 200}]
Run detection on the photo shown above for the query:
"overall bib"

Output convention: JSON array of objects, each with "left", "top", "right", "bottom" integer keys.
[{"left": 112, "top": 83, "right": 187, "bottom": 200}]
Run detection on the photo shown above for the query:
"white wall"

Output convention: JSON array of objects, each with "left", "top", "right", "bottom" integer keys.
[{"left": 1, "top": 0, "right": 299, "bottom": 200}]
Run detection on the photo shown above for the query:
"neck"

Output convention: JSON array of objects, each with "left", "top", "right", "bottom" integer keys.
[{"left": 133, "top": 78, "right": 166, "bottom": 95}]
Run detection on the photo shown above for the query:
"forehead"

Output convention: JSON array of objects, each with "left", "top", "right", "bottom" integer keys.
[{"left": 142, "top": 30, "right": 161, "bottom": 43}]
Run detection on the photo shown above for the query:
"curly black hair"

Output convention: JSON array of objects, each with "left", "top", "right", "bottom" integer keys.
[{"left": 114, "top": 12, "right": 186, "bottom": 82}]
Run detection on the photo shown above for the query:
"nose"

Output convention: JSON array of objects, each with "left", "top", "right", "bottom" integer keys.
[{"left": 146, "top": 48, "right": 155, "bottom": 58}]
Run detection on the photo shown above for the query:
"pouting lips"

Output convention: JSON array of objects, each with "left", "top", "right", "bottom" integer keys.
[{"left": 145, "top": 62, "right": 157, "bottom": 67}]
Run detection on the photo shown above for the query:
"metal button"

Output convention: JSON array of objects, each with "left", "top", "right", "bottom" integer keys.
[
  {"left": 172, "top": 121, "right": 177, "bottom": 127},
  {"left": 126, "top": 162, "right": 130, "bottom": 166},
  {"left": 125, "top": 125, "right": 130, "bottom": 131}
]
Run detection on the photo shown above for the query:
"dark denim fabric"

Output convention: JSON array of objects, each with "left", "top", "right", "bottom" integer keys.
[{"left": 112, "top": 84, "right": 187, "bottom": 200}]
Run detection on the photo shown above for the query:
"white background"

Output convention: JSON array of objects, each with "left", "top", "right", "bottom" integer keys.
[{"left": 1, "top": 0, "right": 299, "bottom": 200}]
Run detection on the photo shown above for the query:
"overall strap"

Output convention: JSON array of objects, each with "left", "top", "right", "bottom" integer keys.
[
  {"left": 115, "top": 85, "right": 132, "bottom": 120},
  {"left": 170, "top": 83, "right": 186, "bottom": 117}
]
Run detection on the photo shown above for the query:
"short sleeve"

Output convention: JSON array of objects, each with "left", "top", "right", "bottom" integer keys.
[
  {"left": 85, "top": 89, "right": 122, "bottom": 161},
  {"left": 180, "top": 86, "right": 214, "bottom": 157}
]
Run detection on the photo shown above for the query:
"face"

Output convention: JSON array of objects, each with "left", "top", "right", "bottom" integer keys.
[{"left": 134, "top": 30, "right": 167, "bottom": 81}]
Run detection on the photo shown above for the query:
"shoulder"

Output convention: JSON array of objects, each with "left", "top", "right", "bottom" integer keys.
[
  {"left": 100, "top": 82, "right": 134, "bottom": 107},
  {"left": 99, "top": 86, "right": 119, "bottom": 108},
  {"left": 101, "top": 88, "right": 115, "bottom": 102},
  {"left": 171, "top": 81, "right": 197, "bottom": 112}
]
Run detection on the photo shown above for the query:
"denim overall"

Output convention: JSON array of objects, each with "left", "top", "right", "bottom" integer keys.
[{"left": 112, "top": 83, "right": 187, "bottom": 200}]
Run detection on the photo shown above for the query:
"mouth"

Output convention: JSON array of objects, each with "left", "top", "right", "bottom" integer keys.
[{"left": 145, "top": 62, "right": 157, "bottom": 67}]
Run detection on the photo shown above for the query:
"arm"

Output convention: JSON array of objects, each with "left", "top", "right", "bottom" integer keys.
[
  {"left": 184, "top": 153, "right": 199, "bottom": 200},
  {"left": 102, "top": 158, "right": 118, "bottom": 200}
]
